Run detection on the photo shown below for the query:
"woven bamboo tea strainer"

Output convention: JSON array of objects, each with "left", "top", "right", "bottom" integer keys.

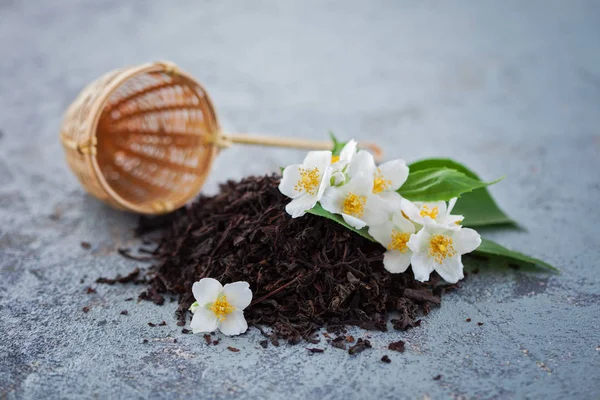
[{"left": 60, "top": 61, "right": 382, "bottom": 215}]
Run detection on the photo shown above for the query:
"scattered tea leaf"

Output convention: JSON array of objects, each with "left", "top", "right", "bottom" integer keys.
[
  {"left": 306, "top": 348, "right": 325, "bottom": 354},
  {"left": 388, "top": 340, "right": 405, "bottom": 353},
  {"left": 96, "top": 268, "right": 141, "bottom": 285},
  {"left": 348, "top": 338, "right": 372, "bottom": 355},
  {"left": 203, "top": 334, "right": 211, "bottom": 345}
]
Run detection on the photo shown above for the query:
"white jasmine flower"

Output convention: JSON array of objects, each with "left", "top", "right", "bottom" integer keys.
[
  {"left": 279, "top": 151, "right": 334, "bottom": 218},
  {"left": 407, "top": 225, "right": 481, "bottom": 283},
  {"left": 402, "top": 198, "right": 464, "bottom": 229},
  {"left": 349, "top": 150, "right": 409, "bottom": 202},
  {"left": 368, "top": 212, "right": 416, "bottom": 273},
  {"left": 331, "top": 139, "right": 357, "bottom": 167},
  {"left": 330, "top": 140, "right": 358, "bottom": 184},
  {"left": 189, "top": 278, "right": 252, "bottom": 336},
  {"left": 320, "top": 172, "right": 388, "bottom": 229}
]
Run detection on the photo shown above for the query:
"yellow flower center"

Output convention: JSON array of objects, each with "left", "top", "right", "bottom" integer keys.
[
  {"left": 331, "top": 155, "right": 340, "bottom": 164},
  {"left": 343, "top": 192, "right": 366, "bottom": 217},
  {"left": 294, "top": 167, "right": 320, "bottom": 195},
  {"left": 209, "top": 295, "right": 234, "bottom": 321},
  {"left": 420, "top": 205, "right": 439, "bottom": 219},
  {"left": 388, "top": 230, "right": 410, "bottom": 253},
  {"left": 428, "top": 234, "right": 456, "bottom": 264},
  {"left": 372, "top": 168, "right": 391, "bottom": 194}
]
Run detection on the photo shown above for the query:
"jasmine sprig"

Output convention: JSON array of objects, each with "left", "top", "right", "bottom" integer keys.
[{"left": 278, "top": 134, "right": 557, "bottom": 283}]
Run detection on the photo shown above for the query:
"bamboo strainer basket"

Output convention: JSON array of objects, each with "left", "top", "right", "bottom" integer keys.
[{"left": 60, "top": 61, "right": 382, "bottom": 215}]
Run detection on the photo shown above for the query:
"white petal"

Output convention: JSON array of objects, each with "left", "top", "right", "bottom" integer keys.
[
  {"left": 392, "top": 212, "right": 416, "bottom": 233},
  {"left": 407, "top": 230, "right": 430, "bottom": 253},
  {"left": 190, "top": 307, "right": 219, "bottom": 334},
  {"left": 433, "top": 201, "right": 448, "bottom": 216},
  {"left": 422, "top": 222, "right": 449, "bottom": 236},
  {"left": 303, "top": 150, "right": 332, "bottom": 168},
  {"left": 223, "top": 282, "right": 253, "bottom": 310},
  {"left": 379, "top": 159, "right": 409, "bottom": 191},
  {"left": 347, "top": 172, "right": 374, "bottom": 195},
  {"left": 410, "top": 252, "right": 434, "bottom": 282},
  {"left": 285, "top": 195, "right": 317, "bottom": 218},
  {"left": 434, "top": 255, "right": 464, "bottom": 283},
  {"left": 378, "top": 191, "right": 403, "bottom": 214},
  {"left": 421, "top": 201, "right": 447, "bottom": 222},
  {"left": 218, "top": 310, "right": 248, "bottom": 336},
  {"left": 342, "top": 214, "right": 367, "bottom": 229},
  {"left": 349, "top": 150, "right": 376, "bottom": 177},
  {"left": 316, "top": 166, "right": 333, "bottom": 200},
  {"left": 383, "top": 250, "right": 412, "bottom": 273},
  {"left": 278, "top": 164, "right": 304, "bottom": 199},
  {"left": 192, "top": 278, "right": 223, "bottom": 305},
  {"left": 320, "top": 186, "right": 346, "bottom": 215},
  {"left": 452, "top": 228, "right": 482, "bottom": 254},
  {"left": 368, "top": 220, "right": 395, "bottom": 247},
  {"left": 401, "top": 199, "right": 423, "bottom": 224},
  {"left": 339, "top": 139, "right": 358, "bottom": 162},
  {"left": 362, "top": 195, "right": 388, "bottom": 226},
  {"left": 439, "top": 214, "right": 464, "bottom": 230}
]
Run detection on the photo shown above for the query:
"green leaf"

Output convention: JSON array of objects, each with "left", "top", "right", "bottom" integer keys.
[
  {"left": 307, "top": 203, "right": 376, "bottom": 242},
  {"left": 408, "top": 158, "right": 515, "bottom": 227},
  {"left": 398, "top": 167, "right": 502, "bottom": 202},
  {"left": 473, "top": 238, "right": 558, "bottom": 272},
  {"left": 329, "top": 131, "right": 347, "bottom": 156}
]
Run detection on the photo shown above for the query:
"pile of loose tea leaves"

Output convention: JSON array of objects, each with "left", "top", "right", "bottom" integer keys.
[{"left": 124, "top": 175, "right": 458, "bottom": 343}]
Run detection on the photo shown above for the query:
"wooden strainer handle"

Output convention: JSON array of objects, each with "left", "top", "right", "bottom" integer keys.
[{"left": 216, "top": 133, "right": 383, "bottom": 162}]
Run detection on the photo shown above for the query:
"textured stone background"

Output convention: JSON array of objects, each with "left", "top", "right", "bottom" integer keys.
[{"left": 1, "top": 1, "right": 599, "bottom": 399}]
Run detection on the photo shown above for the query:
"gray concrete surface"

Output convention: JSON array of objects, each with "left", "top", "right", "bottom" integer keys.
[{"left": 1, "top": 0, "right": 599, "bottom": 399}]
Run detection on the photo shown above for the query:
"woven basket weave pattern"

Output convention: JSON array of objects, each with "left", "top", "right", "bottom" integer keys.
[{"left": 60, "top": 62, "right": 219, "bottom": 214}]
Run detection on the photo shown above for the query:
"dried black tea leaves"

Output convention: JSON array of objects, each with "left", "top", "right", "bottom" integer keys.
[
  {"left": 388, "top": 340, "right": 406, "bottom": 353},
  {"left": 118, "top": 175, "right": 455, "bottom": 342},
  {"left": 348, "top": 338, "right": 372, "bottom": 355}
]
